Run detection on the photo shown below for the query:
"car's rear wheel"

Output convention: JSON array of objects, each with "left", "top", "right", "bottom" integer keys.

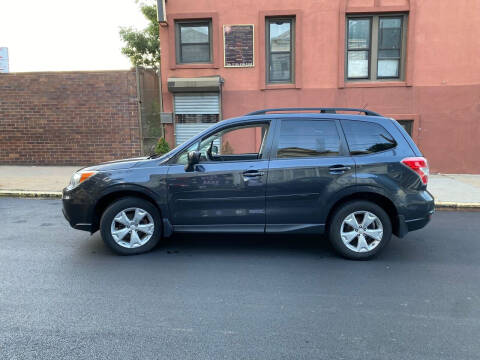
[
  {"left": 100, "top": 197, "right": 162, "bottom": 255},
  {"left": 328, "top": 200, "right": 392, "bottom": 260}
]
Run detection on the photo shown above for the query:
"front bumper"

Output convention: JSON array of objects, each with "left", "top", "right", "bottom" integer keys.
[{"left": 62, "top": 188, "right": 94, "bottom": 232}]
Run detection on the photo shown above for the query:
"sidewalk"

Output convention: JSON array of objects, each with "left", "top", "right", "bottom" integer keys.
[
  {"left": 427, "top": 174, "right": 480, "bottom": 205},
  {"left": 1, "top": 165, "right": 480, "bottom": 208},
  {"left": 0, "top": 166, "right": 80, "bottom": 197}
]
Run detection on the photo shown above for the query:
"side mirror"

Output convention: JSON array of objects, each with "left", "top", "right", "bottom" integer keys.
[
  {"left": 185, "top": 151, "right": 201, "bottom": 172},
  {"left": 212, "top": 145, "right": 219, "bottom": 155}
]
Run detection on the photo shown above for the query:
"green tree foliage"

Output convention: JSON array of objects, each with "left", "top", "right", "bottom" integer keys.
[
  {"left": 119, "top": 2, "right": 160, "bottom": 69},
  {"left": 154, "top": 137, "right": 171, "bottom": 155}
]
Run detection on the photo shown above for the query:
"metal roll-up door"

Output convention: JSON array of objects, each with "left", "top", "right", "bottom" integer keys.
[
  {"left": 174, "top": 123, "right": 217, "bottom": 147},
  {"left": 174, "top": 94, "right": 219, "bottom": 114},
  {"left": 174, "top": 93, "right": 220, "bottom": 146}
]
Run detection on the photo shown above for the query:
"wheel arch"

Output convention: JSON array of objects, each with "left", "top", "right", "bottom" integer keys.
[
  {"left": 325, "top": 189, "right": 400, "bottom": 236},
  {"left": 91, "top": 185, "right": 167, "bottom": 233}
]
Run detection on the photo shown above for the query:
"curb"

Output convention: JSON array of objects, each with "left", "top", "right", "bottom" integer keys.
[
  {"left": 1, "top": 190, "right": 480, "bottom": 210},
  {"left": 435, "top": 201, "right": 480, "bottom": 210},
  {"left": 0, "top": 190, "right": 62, "bottom": 198}
]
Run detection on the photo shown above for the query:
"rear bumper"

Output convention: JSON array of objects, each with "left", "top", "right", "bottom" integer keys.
[
  {"left": 396, "top": 211, "right": 434, "bottom": 238},
  {"left": 405, "top": 213, "right": 433, "bottom": 232},
  {"left": 396, "top": 190, "right": 435, "bottom": 237}
]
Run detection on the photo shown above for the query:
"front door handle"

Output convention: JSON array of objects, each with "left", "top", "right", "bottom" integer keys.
[
  {"left": 329, "top": 165, "right": 352, "bottom": 174},
  {"left": 243, "top": 170, "right": 264, "bottom": 177}
]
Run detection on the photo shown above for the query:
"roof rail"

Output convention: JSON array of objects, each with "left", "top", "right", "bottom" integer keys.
[{"left": 246, "top": 107, "right": 382, "bottom": 116}]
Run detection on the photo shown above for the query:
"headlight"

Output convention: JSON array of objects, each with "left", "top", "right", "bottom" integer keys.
[{"left": 68, "top": 170, "right": 98, "bottom": 189}]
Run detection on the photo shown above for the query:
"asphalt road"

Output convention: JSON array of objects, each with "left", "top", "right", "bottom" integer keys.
[{"left": 0, "top": 198, "right": 479, "bottom": 360}]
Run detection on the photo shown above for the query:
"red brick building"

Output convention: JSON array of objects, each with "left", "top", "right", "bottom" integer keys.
[
  {"left": 0, "top": 70, "right": 144, "bottom": 165},
  {"left": 158, "top": 0, "right": 480, "bottom": 173}
]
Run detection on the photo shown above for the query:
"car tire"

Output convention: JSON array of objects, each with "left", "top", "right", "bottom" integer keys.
[
  {"left": 100, "top": 197, "right": 162, "bottom": 255},
  {"left": 328, "top": 200, "right": 392, "bottom": 260}
]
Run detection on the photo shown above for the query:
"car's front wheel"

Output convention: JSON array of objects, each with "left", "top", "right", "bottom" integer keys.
[
  {"left": 328, "top": 200, "right": 392, "bottom": 260},
  {"left": 100, "top": 197, "right": 162, "bottom": 255}
]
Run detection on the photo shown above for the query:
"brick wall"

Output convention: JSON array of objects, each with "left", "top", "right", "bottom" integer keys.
[{"left": 0, "top": 70, "right": 142, "bottom": 165}]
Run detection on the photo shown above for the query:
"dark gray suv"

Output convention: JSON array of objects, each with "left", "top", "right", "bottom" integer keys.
[{"left": 62, "top": 108, "right": 434, "bottom": 260}]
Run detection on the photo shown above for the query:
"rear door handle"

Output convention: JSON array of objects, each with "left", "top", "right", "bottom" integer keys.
[
  {"left": 329, "top": 165, "right": 352, "bottom": 174},
  {"left": 243, "top": 170, "right": 264, "bottom": 177}
]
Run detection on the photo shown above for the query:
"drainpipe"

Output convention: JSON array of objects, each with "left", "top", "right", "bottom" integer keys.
[
  {"left": 158, "top": 27, "right": 165, "bottom": 139},
  {"left": 135, "top": 66, "right": 144, "bottom": 155},
  {"left": 157, "top": 66, "right": 165, "bottom": 139},
  {"left": 219, "top": 77, "right": 225, "bottom": 121}
]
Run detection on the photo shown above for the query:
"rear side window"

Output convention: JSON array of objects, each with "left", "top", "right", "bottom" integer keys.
[
  {"left": 342, "top": 120, "right": 396, "bottom": 155},
  {"left": 276, "top": 120, "right": 341, "bottom": 158}
]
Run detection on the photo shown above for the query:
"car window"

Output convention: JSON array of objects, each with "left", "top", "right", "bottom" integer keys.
[
  {"left": 276, "top": 120, "right": 341, "bottom": 158},
  {"left": 174, "top": 123, "right": 269, "bottom": 164},
  {"left": 174, "top": 141, "right": 202, "bottom": 165},
  {"left": 342, "top": 120, "right": 397, "bottom": 155}
]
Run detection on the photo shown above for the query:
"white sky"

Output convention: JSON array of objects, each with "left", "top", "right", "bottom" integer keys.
[{"left": 0, "top": 0, "right": 151, "bottom": 72}]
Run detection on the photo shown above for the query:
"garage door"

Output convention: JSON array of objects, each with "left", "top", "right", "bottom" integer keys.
[{"left": 174, "top": 93, "right": 220, "bottom": 146}]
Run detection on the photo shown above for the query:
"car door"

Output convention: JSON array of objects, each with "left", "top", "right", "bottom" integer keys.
[
  {"left": 166, "top": 121, "right": 273, "bottom": 231},
  {"left": 265, "top": 118, "right": 356, "bottom": 233}
]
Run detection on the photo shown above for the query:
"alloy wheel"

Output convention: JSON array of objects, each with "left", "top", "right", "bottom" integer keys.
[
  {"left": 340, "top": 211, "right": 383, "bottom": 253},
  {"left": 110, "top": 207, "right": 155, "bottom": 249}
]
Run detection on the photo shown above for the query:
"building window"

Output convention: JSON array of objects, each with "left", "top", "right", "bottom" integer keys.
[
  {"left": 176, "top": 20, "right": 212, "bottom": 64},
  {"left": 397, "top": 120, "right": 413, "bottom": 136},
  {"left": 346, "top": 15, "right": 406, "bottom": 81},
  {"left": 266, "top": 17, "right": 295, "bottom": 83}
]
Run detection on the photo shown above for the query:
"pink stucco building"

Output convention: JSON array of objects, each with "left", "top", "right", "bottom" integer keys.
[{"left": 158, "top": 0, "right": 480, "bottom": 173}]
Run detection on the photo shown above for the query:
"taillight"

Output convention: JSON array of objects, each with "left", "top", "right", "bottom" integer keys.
[{"left": 401, "top": 157, "right": 429, "bottom": 185}]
